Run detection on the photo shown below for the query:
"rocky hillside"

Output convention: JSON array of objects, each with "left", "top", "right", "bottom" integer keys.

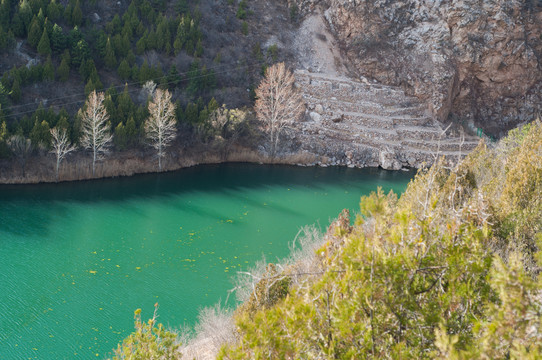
[
  {"left": 289, "top": 70, "right": 479, "bottom": 169},
  {"left": 294, "top": 0, "right": 542, "bottom": 136}
]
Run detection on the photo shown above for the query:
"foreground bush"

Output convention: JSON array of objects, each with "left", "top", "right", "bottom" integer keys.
[
  {"left": 112, "top": 304, "right": 181, "bottom": 360},
  {"left": 220, "top": 120, "right": 542, "bottom": 359},
  {"left": 112, "top": 120, "right": 542, "bottom": 359}
]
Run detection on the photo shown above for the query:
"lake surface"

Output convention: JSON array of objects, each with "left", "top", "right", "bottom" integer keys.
[{"left": 0, "top": 164, "right": 413, "bottom": 359}]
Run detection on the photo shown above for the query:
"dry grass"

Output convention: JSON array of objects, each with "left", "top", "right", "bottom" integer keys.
[
  {"left": 175, "top": 225, "right": 327, "bottom": 359},
  {"left": 179, "top": 303, "right": 237, "bottom": 360},
  {"left": 0, "top": 143, "right": 323, "bottom": 185},
  {"left": 232, "top": 224, "right": 326, "bottom": 304}
]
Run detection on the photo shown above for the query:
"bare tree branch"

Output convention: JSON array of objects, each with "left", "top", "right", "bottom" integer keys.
[
  {"left": 80, "top": 91, "right": 113, "bottom": 176},
  {"left": 144, "top": 88, "right": 177, "bottom": 171},
  {"left": 255, "top": 62, "right": 305, "bottom": 157},
  {"left": 50, "top": 127, "right": 75, "bottom": 182}
]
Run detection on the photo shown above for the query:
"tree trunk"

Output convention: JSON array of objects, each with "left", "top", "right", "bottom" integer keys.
[
  {"left": 56, "top": 157, "right": 60, "bottom": 182},
  {"left": 92, "top": 148, "right": 96, "bottom": 176}
]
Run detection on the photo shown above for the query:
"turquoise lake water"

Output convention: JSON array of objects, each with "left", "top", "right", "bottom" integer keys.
[{"left": 0, "top": 164, "right": 413, "bottom": 359}]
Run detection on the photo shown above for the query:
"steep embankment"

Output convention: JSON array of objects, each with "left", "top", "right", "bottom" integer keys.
[
  {"left": 293, "top": 0, "right": 542, "bottom": 136},
  {"left": 219, "top": 120, "right": 542, "bottom": 359}
]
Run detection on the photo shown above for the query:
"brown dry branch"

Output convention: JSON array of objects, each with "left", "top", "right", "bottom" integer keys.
[
  {"left": 145, "top": 88, "right": 177, "bottom": 171},
  {"left": 255, "top": 62, "right": 305, "bottom": 157},
  {"left": 80, "top": 91, "right": 113, "bottom": 176},
  {"left": 8, "top": 135, "right": 33, "bottom": 178}
]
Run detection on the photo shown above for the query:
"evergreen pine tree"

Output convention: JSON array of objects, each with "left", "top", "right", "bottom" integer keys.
[
  {"left": 208, "top": 97, "right": 219, "bottom": 113},
  {"left": 195, "top": 38, "right": 203, "bottom": 57},
  {"left": 11, "top": 13, "right": 26, "bottom": 38},
  {"left": 71, "top": 1, "right": 83, "bottom": 27},
  {"left": 30, "top": 120, "right": 51, "bottom": 149},
  {"left": 104, "top": 37, "right": 117, "bottom": 69},
  {"left": 68, "top": 26, "right": 82, "bottom": 50},
  {"left": 47, "top": 0, "right": 62, "bottom": 22},
  {"left": 117, "top": 59, "right": 131, "bottom": 80},
  {"left": 84, "top": 79, "right": 95, "bottom": 96},
  {"left": 37, "top": 27, "right": 52, "bottom": 56},
  {"left": 72, "top": 39, "right": 90, "bottom": 67},
  {"left": 136, "top": 31, "right": 147, "bottom": 55},
  {"left": 11, "top": 78, "right": 21, "bottom": 103},
  {"left": 43, "top": 56, "right": 55, "bottom": 81},
  {"left": 175, "top": 0, "right": 188, "bottom": 14},
  {"left": 167, "top": 65, "right": 181, "bottom": 88},
  {"left": 51, "top": 23, "right": 66, "bottom": 54},
  {"left": 139, "top": 60, "right": 151, "bottom": 83},
  {"left": 117, "top": 85, "right": 135, "bottom": 121},
  {"left": 173, "top": 33, "right": 184, "bottom": 55},
  {"left": 27, "top": 17, "right": 42, "bottom": 47},
  {"left": 57, "top": 57, "right": 70, "bottom": 82},
  {"left": 125, "top": 116, "right": 137, "bottom": 146},
  {"left": 63, "top": 3, "right": 73, "bottom": 24},
  {"left": 114, "top": 121, "right": 127, "bottom": 149},
  {"left": 185, "top": 102, "right": 199, "bottom": 124},
  {"left": 131, "top": 64, "right": 140, "bottom": 81},
  {"left": 0, "top": 1, "right": 9, "bottom": 29},
  {"left": 0, "top": 25, "right": 7, "bottom": 50},
  {"left": 56, "top": 115, "right": 70, "bottom": 132}
]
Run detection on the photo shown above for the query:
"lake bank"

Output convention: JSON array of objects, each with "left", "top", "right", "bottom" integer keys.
[{"left": 0, "top": 142, "right": 418, "bottom": 185}]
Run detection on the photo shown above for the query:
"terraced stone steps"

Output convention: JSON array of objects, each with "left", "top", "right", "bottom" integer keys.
[{"left": 290, "top": 70, "right": 480, "bottom": 169}]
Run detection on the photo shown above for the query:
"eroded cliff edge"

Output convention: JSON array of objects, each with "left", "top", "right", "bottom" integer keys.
[{"left": 293, "top": 0, "right": 542, "bottom": 136}]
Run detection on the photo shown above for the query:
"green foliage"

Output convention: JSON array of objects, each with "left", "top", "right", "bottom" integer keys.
[
  {"left": 71, "top": 1, "right": 83, "bottom": 27},
  {"left": 117, "top": 59, "right": 131, "bottom": 80},
  {"left": 216, "top": 120, "right": 542, "bottom": 359},
  {"left": 47, "top": 0, "right": 63, "bottom": 22},
  {"left": 71, "top": 39, "right": 90, "bottom": 67},
  {"left": 104, "top": 37, "right": 117, "bottom": 69},
  {"left": 51, "top": 23, "right": 66, "bottom": 54},
  {"left": 241, "top": 21, "right": 248, "bottom": 36},
  {"left": 174, "top": 0, "right": 188, "bottom": 14},
  {"left": 30, "top": 119, "right": 51, "bottom": 149},
  {"left": 42, "top": 56, "right": 55, "bottom": 81},
  {"left": 236, "top": 0, "right": 248, "bottom": 19},
  {"left": 111, "top": 305, "right": 181, "bottom": 360},
  {"left": 186, "top": 61, "right": 216, "bottom": 97},
  {"left": 57, "top": 57, "right": 70, "bottom": 82},
  {"left": 267, "top": 44, "right": 278, "bottom": 62},
  {"left": 37, "top": 26, "right": 51, "bottom": 55},
  {"left": 10, "top": 78, "right": 21, "bottom": 103},
  {"left": 27, "top": 17, "right": 41, "bottom": 47}
]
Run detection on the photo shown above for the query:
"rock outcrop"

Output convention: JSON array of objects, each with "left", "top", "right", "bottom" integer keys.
[
  {"left": 293, "top": 0, "right": 542, "bottom": 136},
  {"left": 286, "top": 70, "right": 479, "bottom": 169}
]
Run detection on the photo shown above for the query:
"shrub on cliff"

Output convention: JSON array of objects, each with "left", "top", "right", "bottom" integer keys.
[
  {"left": 110, "top": 120, "right": 542, "bottom": 359},
  {"left": 219, "top": 120, "right": 542, "bottom": 359}
]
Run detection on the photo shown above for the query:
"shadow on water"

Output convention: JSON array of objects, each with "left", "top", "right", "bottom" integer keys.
[{"left": 0, "top": 163, "right": 415, "bottom": 237}]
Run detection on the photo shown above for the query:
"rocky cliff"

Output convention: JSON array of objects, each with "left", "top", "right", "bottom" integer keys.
[{"left": 294, "top": 0, "right": 542, "bottom": 136}]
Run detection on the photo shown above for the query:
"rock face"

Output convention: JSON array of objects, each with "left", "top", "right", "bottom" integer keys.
[
  {"left": 286, "top": 70, "right": 480, "bottom": 169},
  {"left": 294, "top": 0, "right": 542, "bottom": 136}
]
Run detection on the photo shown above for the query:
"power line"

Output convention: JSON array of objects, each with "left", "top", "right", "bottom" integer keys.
[{"left": 1, "top": 59, "right": 268, "bottom": 119}]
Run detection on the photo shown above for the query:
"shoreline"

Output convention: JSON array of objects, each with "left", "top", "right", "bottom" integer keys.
[{"left": 0, "top": 144, "right": 371, "bottom": 185}]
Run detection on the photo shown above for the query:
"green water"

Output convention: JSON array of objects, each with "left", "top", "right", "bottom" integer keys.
[{"left": 0, "top": 164, "right": 413, "bottom": 359}]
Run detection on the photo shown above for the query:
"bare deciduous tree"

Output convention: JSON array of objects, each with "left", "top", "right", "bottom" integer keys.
[
  {"left": 144, "top": 88, "right": 177, "bottom": 171},
  {"left": 50, "top": 127, "right": 75, "bottom": 182},
  {"left": 80, "top": 90, "right": 113, "bottom": 176},
  {"left": 8, "top": 135, "right": 33, "bottom": 177},
  {"left": 255, "top": 62, "right": 305, "bottom": 156}
]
